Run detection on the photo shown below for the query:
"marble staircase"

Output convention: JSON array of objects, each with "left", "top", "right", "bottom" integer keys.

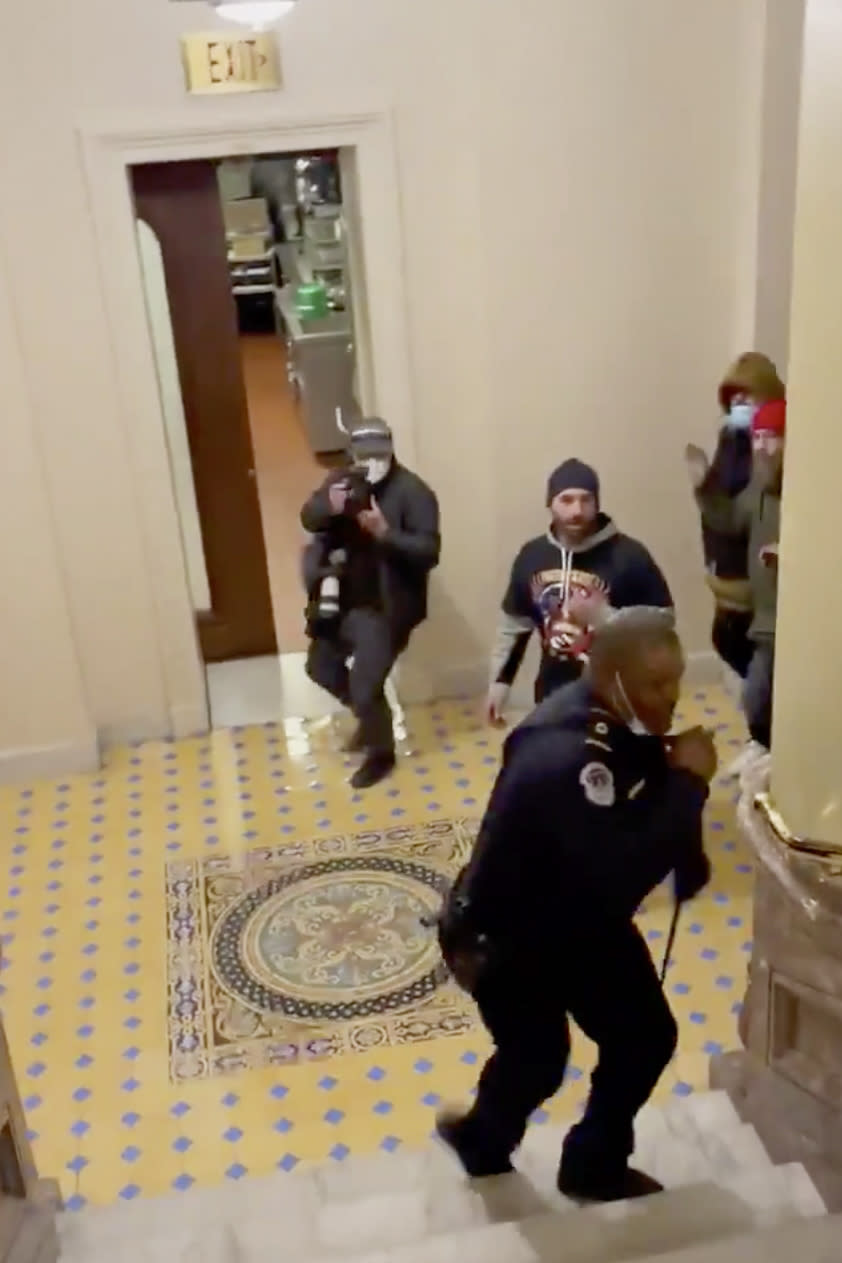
[{"left": 56, "top": 1090, "right": 836, "bottom": 1262}]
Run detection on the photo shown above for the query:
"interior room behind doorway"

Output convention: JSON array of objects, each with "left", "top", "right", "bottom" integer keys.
[
  {"left": 225, "top": 151, "right": 356, "bottom": 648},
  {"left": 133, "top": 149, "right": 365, "bottom": 727}
]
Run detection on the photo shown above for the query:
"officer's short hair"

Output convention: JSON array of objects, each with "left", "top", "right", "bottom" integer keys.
[{"left": 589, "top": 607, "right": 678, "bottom": 673}]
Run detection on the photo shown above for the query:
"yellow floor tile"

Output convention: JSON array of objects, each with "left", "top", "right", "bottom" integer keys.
[{"left": 0, "top": 686, "right": 752, "bottom": 1208}]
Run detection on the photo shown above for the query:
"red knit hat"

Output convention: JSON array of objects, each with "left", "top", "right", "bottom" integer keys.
[{"left": 752, "top": 399, "right": 786, "bottom": 437}]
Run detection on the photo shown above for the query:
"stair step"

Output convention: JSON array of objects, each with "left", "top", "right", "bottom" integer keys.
[
  {"left": 58, "top": 1177, "right": 827, "bottom": 1263},
  {"left": 623, "top": 1210, "right": 842, "bottom": 1262},
  {"left": 55, "top": 1092, "right": 826, "bottom": 1262},
  {"left": 55, "top": 1116, "right": 761, "bottom": 1256}
]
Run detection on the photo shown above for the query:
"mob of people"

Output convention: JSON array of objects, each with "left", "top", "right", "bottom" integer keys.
[{"left": 297, "top": 348, "right": 782, "bottom": 1199}]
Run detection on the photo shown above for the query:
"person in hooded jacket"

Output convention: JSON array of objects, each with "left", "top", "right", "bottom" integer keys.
[
  {"left": 691, "top": 352, "right": 785, "bottom": 680},
  {"left": 486, "top": 459, "right": 672, "bottom": 723},
  {"left": 687, "top": 398, "right": 785, "bottom": 755}
]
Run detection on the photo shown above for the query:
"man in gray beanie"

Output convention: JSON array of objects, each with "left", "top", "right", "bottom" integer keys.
[
  {"left": 301, "top": 418, "right": 440, "bottom": 788},
  {"left": 486, "top": 458, "right": 672, "bottom": 721}
]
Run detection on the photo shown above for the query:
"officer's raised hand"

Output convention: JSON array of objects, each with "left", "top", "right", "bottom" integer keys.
[{"left": 668, "top": 727, "right": 718, "bottom": 784}]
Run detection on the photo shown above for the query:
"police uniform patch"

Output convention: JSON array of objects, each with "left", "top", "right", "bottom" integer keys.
[{"left": 579, "top": 762, "right": 615, "bottom": 808}]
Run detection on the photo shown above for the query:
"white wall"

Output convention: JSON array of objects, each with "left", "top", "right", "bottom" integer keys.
[
  {"left": 0, "top": 248, "right": 97, "bottom": 781},
  {"left": 0, "top": 0, "right": 796, "bottom": 767},
  {"left": 772, "top": 0, "right": 842, "bottom": 847},
  {"left": 476, "top": 0, "right": 774, "bottom": 657}
]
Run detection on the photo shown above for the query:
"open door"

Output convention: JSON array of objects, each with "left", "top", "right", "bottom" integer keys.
[{"left": 131, "top": 159, "right": 276, "bottom": 663}]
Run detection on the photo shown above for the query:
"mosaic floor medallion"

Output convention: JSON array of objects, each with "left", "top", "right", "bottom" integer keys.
[{"left": 166, "top": 820, "right": 480, "bottom": 1080}]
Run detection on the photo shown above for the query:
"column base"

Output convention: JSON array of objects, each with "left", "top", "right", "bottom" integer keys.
[
  {"left": 710, "top": 1049, "right": 842, "bottom": 1212},
  {"left": 0, "top": 1192, "right": 59, "bottom": 1263}
]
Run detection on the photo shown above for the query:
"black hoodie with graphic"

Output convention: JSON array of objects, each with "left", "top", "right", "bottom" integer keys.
[{"left": 491, "top": 516, "right": 672, "bottom": 702}]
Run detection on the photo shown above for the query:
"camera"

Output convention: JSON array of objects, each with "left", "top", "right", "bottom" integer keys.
[
  {"left": 343, "top": 466, "right": 372, "bottom": 516},
  {"left": 305, "top": 547, "right": 347, "bottom": 635}
]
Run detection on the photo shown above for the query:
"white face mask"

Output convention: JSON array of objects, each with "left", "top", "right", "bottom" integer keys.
[
  {"left": 361, "top": 457, "right": 391, "bottom": 485},
  {"left": 728, "top": 401, "right": 756, "bottom": 431},
  {"left": 614, "top": 672, "right": 651, "bottom": 737}
]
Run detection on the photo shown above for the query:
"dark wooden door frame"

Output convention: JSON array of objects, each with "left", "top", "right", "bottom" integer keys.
[{"left": 131, "top": 159, "right": 277, "bottom": 662}]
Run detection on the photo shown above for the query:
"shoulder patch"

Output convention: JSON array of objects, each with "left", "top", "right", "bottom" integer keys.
[
  {"left": 579, "top": 761, "right": 615, "bottom": 808},
  {"left": 585, "top": 714, "right": 614, "bottom": 754}
]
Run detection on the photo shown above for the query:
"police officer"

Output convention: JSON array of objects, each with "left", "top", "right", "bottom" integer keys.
[{"left": 436, "top": 607, "right": 716, "bottom": 1201}]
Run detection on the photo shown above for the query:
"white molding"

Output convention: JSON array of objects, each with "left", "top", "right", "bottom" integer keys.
[
  {"left": 77, "top": 100, "right": 418, "bottom": 741},
  {"left": 0, "top": 737, "right": 100, "bottom": 786}
]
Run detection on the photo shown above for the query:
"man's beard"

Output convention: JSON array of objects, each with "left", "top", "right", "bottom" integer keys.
[{"left": 755, "top": 456, "right": 783, "bottom": 492}]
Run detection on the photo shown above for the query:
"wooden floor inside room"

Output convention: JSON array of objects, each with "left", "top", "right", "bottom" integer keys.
[{"left": 240, "top": 332, "right": 343, "bottom": 653}]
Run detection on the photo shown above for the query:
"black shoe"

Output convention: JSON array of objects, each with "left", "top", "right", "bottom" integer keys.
[
  {"left": 343, "top": 724, "right": 367, "bottom": 754},
  {"left": 558, "top": 1163, "right": 664, "bottom": 1203},
  {"left": 435, "top": 1112, "right": 513, "bottom": 1179},
  {"left": 350, "top": 751, "right": 396, "bottom": 790}
]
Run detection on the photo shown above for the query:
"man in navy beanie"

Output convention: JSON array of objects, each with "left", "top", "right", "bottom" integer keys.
[{"left": 486, "top": 459, "right": 672, "bottom": 721}]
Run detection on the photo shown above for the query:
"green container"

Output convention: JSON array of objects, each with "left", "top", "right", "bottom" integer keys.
[{"left": 295, "top": 282, "right": 329, "bottom": 321}]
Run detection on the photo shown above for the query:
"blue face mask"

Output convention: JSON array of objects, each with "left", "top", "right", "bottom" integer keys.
[{"left": 728, "top": 402, "right": 756, "bottom": 431}]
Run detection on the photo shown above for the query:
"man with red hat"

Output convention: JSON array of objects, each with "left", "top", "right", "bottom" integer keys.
[
  {"left": 692, "top": 352, "right": 785, "bottom": 681},
  {"left": 687, "top": 398, "right": 785, "bottom": 752}
]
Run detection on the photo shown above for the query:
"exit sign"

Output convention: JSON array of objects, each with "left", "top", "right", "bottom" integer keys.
[{"left": 181, "top": 31, "right": 282, "bottom": 95}]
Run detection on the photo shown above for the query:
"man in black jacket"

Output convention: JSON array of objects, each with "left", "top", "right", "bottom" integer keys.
[
  {"left": 437, "top": 608, "right": 715, "bottom": 1202},
  {"left": 301, "top": 418, "right": 440, "bottom": 788},
  {"left": 486, "top": 459, "right": 672, "bottom": 723}
]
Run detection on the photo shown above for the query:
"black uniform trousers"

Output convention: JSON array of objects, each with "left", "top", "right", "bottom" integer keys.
[
  {"left": 462, "top": 921, "right": 677, "bottom": 1179},
  {"left": 306, "top": 607, "right": 409, "bottom": 754}
]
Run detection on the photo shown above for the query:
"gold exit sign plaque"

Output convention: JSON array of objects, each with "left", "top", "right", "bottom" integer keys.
[{"left": 181, "top": 31, "right": 282, "bottom": 95}]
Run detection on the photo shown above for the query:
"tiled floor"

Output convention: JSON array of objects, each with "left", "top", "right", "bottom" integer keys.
[{"left": 0, "top": 686, "right": 752, "bottom": 1212}]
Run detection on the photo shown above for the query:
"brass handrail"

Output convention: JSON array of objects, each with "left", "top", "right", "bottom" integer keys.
[{"left": 754, "top": 791, "right": 842, "bottom": 861}]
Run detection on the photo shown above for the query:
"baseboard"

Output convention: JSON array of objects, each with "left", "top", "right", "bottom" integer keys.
[
  {"left": 684, "top": 649, "right": 726, "bottom": 687},
  {"left": 170, "top": 699, "right": 210, "bottom": 740},
  {"left": 0, "top": 734, "right": 100, "bottom": 785},
  {"left": 97, "top": 695, "right": 210, "bottom": 746},
  {"left": 98, "top": 715, "right": 172, "bottom": 748},
  {"left": 402, "top": 650, "right": 727, "bottom": 708},
  {"left": 398, "top": 659, "right": 487, "bottom": 705}
]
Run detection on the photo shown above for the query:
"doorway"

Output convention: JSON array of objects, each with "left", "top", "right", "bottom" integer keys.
[{"left": 130, "top": 149, "right": 368, "bottom": 728}]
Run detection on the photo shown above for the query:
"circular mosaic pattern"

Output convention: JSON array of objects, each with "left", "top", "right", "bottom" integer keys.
[{"left": 210, "top": 856, "right": 451, "bottom": 1023}]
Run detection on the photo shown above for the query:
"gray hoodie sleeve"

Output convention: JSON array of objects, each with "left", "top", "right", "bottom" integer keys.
[
  {"left": 490, "top": 612, "right": 533, "bottom": 686},
  {"left": 489, "top": 550, "right": 535, "bottom": 686}
]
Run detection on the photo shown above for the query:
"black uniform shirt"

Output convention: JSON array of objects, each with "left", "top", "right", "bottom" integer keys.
[{"left": 461, "top": 680, "right": 709, "bottom": 955}]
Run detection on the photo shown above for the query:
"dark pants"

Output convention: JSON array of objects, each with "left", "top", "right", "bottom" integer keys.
[
  {"left": 711, "top": 608, "right": 753, "bottom": 679},
  {"left": 743, "top": 639, "right": 774, "bottom": 749},
  {"left": 461, "top": 923, "right": 677, "bottom": 1179},
  {"left": 534, "top": 661, "right": 582, "bottom": 705},
  {"left": 306, "top": 608, "right": 408, "bottom": 754}
]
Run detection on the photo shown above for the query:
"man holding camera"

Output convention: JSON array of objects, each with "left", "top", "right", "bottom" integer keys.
[
  {"left": 435, "top": 608, "right": 716, "bottom": 1201},
  {"left": 301, "top": 418, "right": 440, "bottom": 788}
]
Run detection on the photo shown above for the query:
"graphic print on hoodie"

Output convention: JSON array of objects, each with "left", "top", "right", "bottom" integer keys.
[{"left": 491, "top": 515, "right": 673, "bottom": 703}]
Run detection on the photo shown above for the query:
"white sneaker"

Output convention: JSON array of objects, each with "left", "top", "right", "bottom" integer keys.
[{"left": 725, "top": 740, "right": 766, "bottom": 780}]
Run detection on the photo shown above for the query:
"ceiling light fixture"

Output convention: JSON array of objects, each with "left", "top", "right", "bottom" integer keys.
[{"left": 210, "top": 0, "right": 298, "bottom": 31}]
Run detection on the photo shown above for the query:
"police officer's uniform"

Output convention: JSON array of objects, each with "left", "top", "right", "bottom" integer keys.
[{"left": 438, "top": 678, "right": 710, "bottom": 1200}]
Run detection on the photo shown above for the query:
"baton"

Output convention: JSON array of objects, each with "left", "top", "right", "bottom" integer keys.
[{"left": 660, "top": 900, "right": 681, "bottom": 985}]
